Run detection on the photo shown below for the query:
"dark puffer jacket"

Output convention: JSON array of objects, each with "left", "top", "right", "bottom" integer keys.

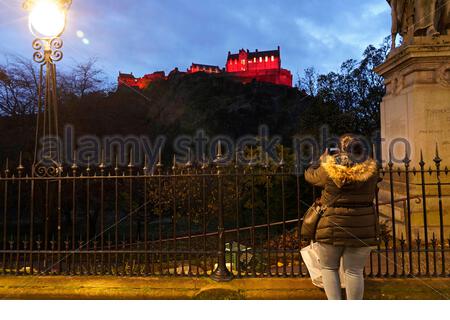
[{"left": 305, "top": 153, "right": 380, "bottom": 247}]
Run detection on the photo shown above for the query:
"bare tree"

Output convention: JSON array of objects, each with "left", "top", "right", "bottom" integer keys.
[
  {"left": 0, "top": 55, "right": 39, "bottom": 116},
  {"left": 65, "top": 58, "right": 106, "bottom": 98},
  {"left": 0, "top": 55, "right": 109, "bottom": 116},
  {"left": 297, "top": 67, "right": 318, "bottom": 96}
]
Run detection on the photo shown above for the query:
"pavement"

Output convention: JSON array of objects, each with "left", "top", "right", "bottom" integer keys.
[{"left": 0, "top": 276, "right": 449, "bottom": 300}]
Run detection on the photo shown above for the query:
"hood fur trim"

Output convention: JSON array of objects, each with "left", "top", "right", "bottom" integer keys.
[{"left": 321, "top": 155, "right": 378, "bottom": 188}]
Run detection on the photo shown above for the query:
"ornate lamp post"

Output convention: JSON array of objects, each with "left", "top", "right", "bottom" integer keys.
[{"left": 23, "top": 0, "right": 72, "bottom": 176}]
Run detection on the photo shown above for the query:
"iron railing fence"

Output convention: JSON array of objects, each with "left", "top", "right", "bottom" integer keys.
[{"left": 0, "top": 150, "right": 449, "bottom": 280}]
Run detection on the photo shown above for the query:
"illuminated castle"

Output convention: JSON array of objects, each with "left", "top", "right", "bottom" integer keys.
[
  {"left": 118, "top": 47, "right": 293, "bottom": 89},
  {"left": 225, "top": 47, "right": 292, "bottom": 86}
]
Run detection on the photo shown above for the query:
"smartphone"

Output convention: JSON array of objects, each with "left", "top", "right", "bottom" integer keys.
[{"left": 327, "top": 147, "right": 340, "bottom": 155}]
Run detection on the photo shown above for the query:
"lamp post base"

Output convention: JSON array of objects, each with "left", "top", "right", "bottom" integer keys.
[{"left": 210, "top": 268, "right": 233, "bottom": 282}]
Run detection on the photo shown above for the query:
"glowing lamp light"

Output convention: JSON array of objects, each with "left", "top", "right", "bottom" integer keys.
[{"left": 27, "top": 0, "right": 68, "bottom": 38}]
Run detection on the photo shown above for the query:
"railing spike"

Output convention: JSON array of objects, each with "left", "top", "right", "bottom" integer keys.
[
  {"left": 156, "top": 147, "right": 163, "bottom": 171},
  {"left": 143, "top": 154, "right": 149, "bottom": 174},
  {"left": 202, "top": 153, "right": 209, "bottom": 170},
  {"left": 264, "top": 151, "right": 269, "bottom": 169},
  {"left": 99, "top": 148, "right": 105, "bottom": 171},
  {"left": 185, "top": 148, "right": 192, "bottom": 168},
  {"left": 172, "top": 155, "right": 177, "bottom": 171},
  {"left": 86, "top": 156, "right": 91, "bottom": 173},
  {"left": 388, "top": 147, "right": 394, "bottom": 167},
  {"left": 128, "top": 150, "right": 134, "bottom": 169},
  {"left": 279, "top": 145, "right": 285, "bottom": 166},
  {"left": 158, "top": 147, "right": 162, "bottom": 164},
  {"left": 434, "top": 143, "right": 441, "bottom": 165},
  {"left": 248, "top": 146, "right": 254, "bottom": 167},
  {"left": 17, "top": 152, "right": 24, "bottom": 171},
  {"left": 114, "top": 153, "right": 119, "bottom": 173},
  {"left": 419, "top": 149, "right": 425, "bottom": 168},
  {"left": 71, "top": 150, "right": 78, "bottom": 171},
  {"left": 403, "top": 149, "right": 410, "bottom": 166},
  {"left": 217, "top": 140, "right": 223, "bottom": 159},
  {"left": 4, "top": 158, "right": 9, "bottom": 175}
]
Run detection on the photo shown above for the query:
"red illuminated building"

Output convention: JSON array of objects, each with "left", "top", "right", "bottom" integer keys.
[
  {"left": 118, "top": 71, "right": 166, "bottom": 90},
  {"left": 118, "top": 47, "right": 293, "bottom": 89},
  {"left": 226, "top": 47, "right": 292, "bottom": 87},
  {"left": 188, "top": 63, "right": 222, "bottom": 74}
]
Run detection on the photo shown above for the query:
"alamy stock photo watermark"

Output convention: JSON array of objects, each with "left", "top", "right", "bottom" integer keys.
[{"left": 35, "top": 124, "right": 412, "bottom": 174}]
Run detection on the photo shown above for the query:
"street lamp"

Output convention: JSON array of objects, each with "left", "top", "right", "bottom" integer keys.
[
  {"left": 23, "top": 0, "right": 72, "bottom": 176},
  {"left": 28, "top": 0, "right": 68, "bottom": 38}
]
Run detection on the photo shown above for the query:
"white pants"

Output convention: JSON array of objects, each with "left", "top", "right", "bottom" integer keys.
[{"left": 316, "top": 242, "right": 371, "bottom": 300}]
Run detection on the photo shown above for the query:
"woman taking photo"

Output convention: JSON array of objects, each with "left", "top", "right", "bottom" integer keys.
[{"left": 305, "top": 134, "right": 380, "bottom": 300}]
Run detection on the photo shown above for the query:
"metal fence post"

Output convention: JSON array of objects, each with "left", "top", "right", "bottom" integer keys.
[{"left": 211, "top": 141, "right": 233, "bottom": 282}]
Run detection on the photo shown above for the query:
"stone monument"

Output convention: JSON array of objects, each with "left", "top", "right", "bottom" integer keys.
[
  {"left": 377, "top": 0, "right": 450, "bottom": 167},
  {"left": 375, "top": 1, "right": 450, "bottom": 239}
]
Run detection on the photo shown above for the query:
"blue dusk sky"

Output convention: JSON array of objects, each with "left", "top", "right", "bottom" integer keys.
[{"left": 0, "top": 0, "right": 391, "bottom": 83}]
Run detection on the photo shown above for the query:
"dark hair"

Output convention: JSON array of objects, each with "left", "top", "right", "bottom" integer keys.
[{"left": 339, "top": 134, "right": 369, "bottom": 163}]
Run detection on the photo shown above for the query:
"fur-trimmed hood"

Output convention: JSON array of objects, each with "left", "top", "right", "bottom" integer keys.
[{"left": 321, "top": 155, "right": 378, "bottom": 188}]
